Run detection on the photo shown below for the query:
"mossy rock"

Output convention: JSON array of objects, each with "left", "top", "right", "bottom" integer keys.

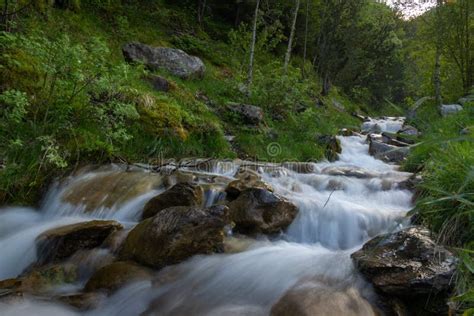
[
  {"left": 227, "top": 188, "right": 298, "bottom": 235},
  {"left": 36, "top": 220, "right": 123, "bottom": 265},
  {"left": 0, "top": 264, "right": 78, "bottom": 296},
  {"left": 141, "top": 182, "right": 204, "bottom": 220},
  {"left": 62, "top": 171, "right": 163, "bottom": 212},
  {"left": 316, "top": 135, "right": 341, "bottom": 162},
  {"left": 225, "top": 169, "right": 273, "bottom": 200},
  {"left": 120, "top": 205, "right": 229, "bottom": 269}
]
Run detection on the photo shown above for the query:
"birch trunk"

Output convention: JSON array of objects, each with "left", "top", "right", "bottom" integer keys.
[
  {"left": 434, "top": 0, "right": 443, "bottom": 107},
  {"left": 247, "top": 0, "right": 260, "bottom": 88},
  {"left": 284, "top": 0, "right": 300, "bottom": 74},
  {"left": 302, "top": 0, "right": 309, "bottom": 77}
]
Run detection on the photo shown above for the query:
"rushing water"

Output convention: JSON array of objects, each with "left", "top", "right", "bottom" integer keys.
[{"left": 0, "top": 122, "right": 413, "bottom": 315}]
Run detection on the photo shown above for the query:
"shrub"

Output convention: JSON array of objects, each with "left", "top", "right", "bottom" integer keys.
[{"left": 0, "top": 32, "right": 142, "bottom": 203}]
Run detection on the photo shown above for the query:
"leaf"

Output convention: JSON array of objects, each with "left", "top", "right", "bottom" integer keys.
[
  {"left": 460, "top": 252, "right": 474, "bottom": 274},
  {"left": 452, "top": 290, "right": 474, "bottom": 302},
  {"left": 464, "top": 308, "right": 474, "bottom": 316}
]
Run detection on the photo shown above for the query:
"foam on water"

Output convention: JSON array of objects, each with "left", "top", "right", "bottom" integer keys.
[{"left": 0, "top": 119, "right": 413, "bottom": 315}]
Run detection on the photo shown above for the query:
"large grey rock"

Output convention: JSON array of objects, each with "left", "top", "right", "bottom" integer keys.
[
  {"left": 369, "top": 141, "right": 409, "bottom": 163},
  {"left": 440, "top": 104, "right": 463, "bottom": 117},
  {"left": 122, "top": 42, "right": 205, "bottom": 79},
  {"left": 352, "top": 227, "right": 457, "bottom": 315},
  {"left": 227, "top": 102, "right": 264, "bottom": 125},
  {"left": 120, "top": 205, "right": 229, "bottom": 268},
  {"left": 227, "top": 188, "right": 298, "bottom": 234},
  {"left": 321, "top": 166, "right": 378, "bottom": 179}
]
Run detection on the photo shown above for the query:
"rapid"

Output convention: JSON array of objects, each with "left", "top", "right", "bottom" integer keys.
[{"left": 0, "top": 118, "right": 413, "bottom": 315}]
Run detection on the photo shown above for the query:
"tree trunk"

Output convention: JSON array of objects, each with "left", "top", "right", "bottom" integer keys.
[
  {"left": 197, "top": 0, "right": 207, "bottom": 26},
  {"left": 284, "top": 0, "right": 300, "bottom": 74},
  {"left": 1, "top": 0, "right": 9, "bottom": 31},
  {"left": 462, "top": 0, "right": 472, "bottom": 92},
  {"left": 234, "top": 1, "right": 241, "bottom": 27},
  {"left": 434, "top": 47, "right": 442, "bottom": 106},
  {"left": 322, "top": 73, "right": 331, "bottom": 96},
  {"left": 434, "top": 0, "right": 443, "bottom": 107},
  {"left": 247, "top": 0, "right": 260, "bottom": 88},
  {"left": 302, "top": 0, "right": 309, "bottom": 78}
]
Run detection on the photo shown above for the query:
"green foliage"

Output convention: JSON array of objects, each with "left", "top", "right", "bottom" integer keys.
[
  {"left": 228, "top": 17, "right": 285, "bottom": 71},
  {"left": 249, "top": 62, "right": 313, "bottom": 117},
  {"left": 0, "top": 31, "right": 145, "bottom": 202},
  {"left": 404, "top": 107, "right": 474, "bottom": 310},
  {"left": 414, "top": 141, "right": 474, "bottom": 245}
]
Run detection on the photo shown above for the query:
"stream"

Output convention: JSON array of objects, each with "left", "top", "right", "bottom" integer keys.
[{"left": 0, "top": 118, "right": 414, "bottom": 315}]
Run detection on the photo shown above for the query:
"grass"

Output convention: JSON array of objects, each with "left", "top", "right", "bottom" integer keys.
[
  {"left": 403, "top": 102, "right": 474, "bottom": 312},
  {"left": 0, "top": 1, "right": 360, "bottom": 205}
]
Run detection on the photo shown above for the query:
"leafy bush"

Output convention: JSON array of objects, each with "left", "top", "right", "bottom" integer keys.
[
  {"left": 0, "top": 32, "right": 142, "bottom": 203},
  {"left": 250, "top": 62, "right": 313, "bottom": 118}
]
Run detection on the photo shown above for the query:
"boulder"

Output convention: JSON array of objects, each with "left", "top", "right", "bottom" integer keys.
[
  {"left": 321, "top": 166, "right": 377, "bottom": 179},
  {"left": 361, "top": 122, "right": 382, "bottom": 134},
  {"left": 145, "top": 74, "right": 171, "bottom": 92},
  {"left": 227, "top": 188, "right": 298, "bottom": 234},
  {"left": 36, "top": 220, "right": 123, "bottom": 265},
  {"left": 396, "top": 125, "right": 419, "bottom": 144},
  {"left": 142, "top": 182, "right": 203, "bottom": 219},
  {"left": 368, "top": 141, "right": 409, "bottom": 163},
  {"left": 381, "top": 132, "right": 409, "bottom": 147},
  {"left": 271, "top": 281, "right": 376, "bottom": 316},
  {"left": 0, "top": 278, "right": 22, "bottom": 298},
  {"left": 366, "top": 133, "right": 383, "bottom": 144},
  {"left": 225, "top": 169, "right": 273, "bottom": 200},
  {"left": 227, "top": 102, "right": 264, "bottom": 125},
  {"left": 0, "top": 264, "right": 78, "bottom": 296},
  {"left": 120, "top": 205, "right": 229, "bottom": 268},
  {"left": 84, "top": 261, "right": 153, "bottom": 293},
  {"left": 338, "top": 128, "right": 354, "bottom": 136},
  {"left": 460, "top": 126, "right": 472, "bottom": 136},
  {"left": 122, "top": 42, "right": 205, "bottom": 79},
  {"left": 440, "top": 104, "right": 463, "bottom": 117},
  {"left": 352, "top": 227, "right": 457, "bottom": 314},
  {"left": 397, "top": 173, "right": 422, "bottom": 191},
  {"left": 458, "top": 94, "right": 474, "bottom": 106},
  {"left": 62, "top": 170, "right": 163, "bottom": 212},
  {"left": 316, "top": 135, "right": 341, "bottom": 162}
]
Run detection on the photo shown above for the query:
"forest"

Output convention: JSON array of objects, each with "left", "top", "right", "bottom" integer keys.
[{"left": 0, "top": 0, "right": 473, "bottom": 315}]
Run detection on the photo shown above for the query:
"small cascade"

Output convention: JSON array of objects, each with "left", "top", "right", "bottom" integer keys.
[{"left": 0, "top": 117, "right": 413, "bottom": 315}]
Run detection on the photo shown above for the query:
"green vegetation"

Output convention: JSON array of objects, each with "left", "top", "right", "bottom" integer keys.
[
  {"left": 0, "top": 0, "right": 363, "bottom": 204},
  {"left": 0, "top": 0, "right": 473, "bottom": 311},
  {"left": 403, "top": 102, "right": 474, "bottom": 313}
]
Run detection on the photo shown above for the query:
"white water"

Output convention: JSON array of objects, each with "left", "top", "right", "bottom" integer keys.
[
  {"left": 361, "top": 116, "right": 405, "bottom": 134},
  {"left": 0, "top": 122, "right": 413, "bottom": 315}
]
